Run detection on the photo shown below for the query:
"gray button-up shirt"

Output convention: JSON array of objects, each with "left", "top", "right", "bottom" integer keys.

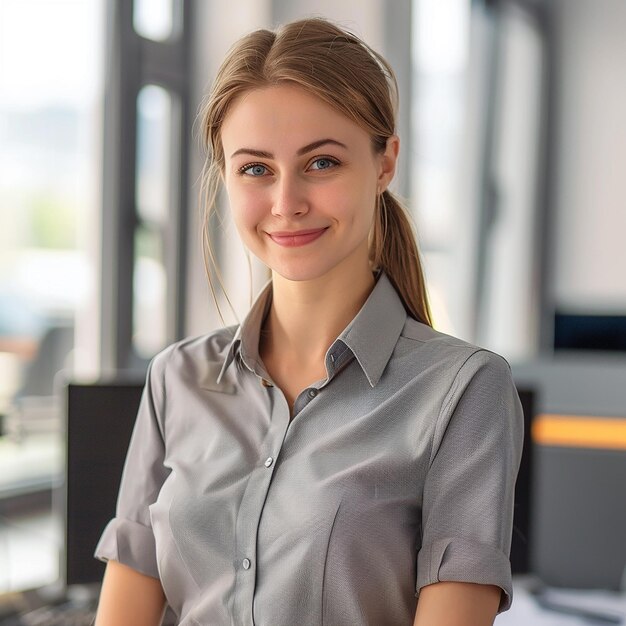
[{"left": 95, "top": 273, "right": 523, "bottom": 625}]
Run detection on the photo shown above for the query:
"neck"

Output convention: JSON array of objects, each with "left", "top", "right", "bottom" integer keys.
[{"left": 262, "top": 266, "right": 376, "bottom": 366}]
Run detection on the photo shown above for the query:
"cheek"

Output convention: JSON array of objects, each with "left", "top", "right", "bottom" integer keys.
[
  {"left": 361, "top": 178, "right": 379, "bottom": 225},
  {"left": 227, "top": 185, "right": 269, "bottom": 234},
  {"left": 318, "top": 178, "right": 374, "bottom": 218},
  {"left": 334, "top": 183, "right": 377, "bottom": 231}
]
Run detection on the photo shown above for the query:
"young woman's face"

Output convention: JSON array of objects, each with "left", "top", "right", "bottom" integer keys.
[{"left": 220, "top": 84, "right": 398, "bottom": 284}]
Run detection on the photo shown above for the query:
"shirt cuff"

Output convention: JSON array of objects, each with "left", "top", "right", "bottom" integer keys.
[
  {"left": 94, "top": 517, "right": 160, "bottom": 579},
  {"left": 416, "top": 537, "right": 513, "bottom": 613}
]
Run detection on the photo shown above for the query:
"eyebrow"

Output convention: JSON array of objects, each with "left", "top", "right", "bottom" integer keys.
[{"left": 230, "top": 138, "right": 348, "bottom": 160}]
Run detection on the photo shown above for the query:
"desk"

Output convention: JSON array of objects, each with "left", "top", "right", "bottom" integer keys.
[{"left": 499, "top": 577, "right": 626, "bottom": 624}]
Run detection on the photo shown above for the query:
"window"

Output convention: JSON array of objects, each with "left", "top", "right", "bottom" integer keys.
[
  {"left": 133, "top": 0, "right": 177, "bottom": 42},
  {"left": 0, "top": 0, "right": 104, "bottom": 593},
  {"left": 133, "top": 85, "right": 173, "bottom": 358},
  {"left": 412, "top": 0, "right": 471, "bottom": 336}
]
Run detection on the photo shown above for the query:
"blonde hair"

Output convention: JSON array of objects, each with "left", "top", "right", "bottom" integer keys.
[{"left": 198, "top": 17, "right": 432, "bottom": 326}]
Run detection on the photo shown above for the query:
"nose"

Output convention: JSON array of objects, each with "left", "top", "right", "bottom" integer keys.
[{"left": 271, "top": 174, "right": 309, "bottom": 218}]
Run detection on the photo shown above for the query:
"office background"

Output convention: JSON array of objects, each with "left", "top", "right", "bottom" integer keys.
[{"left": 0, "top": 0, "right": 625, "bottom": 622}]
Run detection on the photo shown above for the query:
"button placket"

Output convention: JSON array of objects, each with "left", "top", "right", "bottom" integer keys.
[
  {"left": 229, "top": 360, "right": 299, "bottom": 626},
  {"left": 231, "top": 370, "right": 290, "bottom": 625}
]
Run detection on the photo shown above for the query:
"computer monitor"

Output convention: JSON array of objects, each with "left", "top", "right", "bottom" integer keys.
[
  {"left": 64, "top": 381, "right": 144, "bottom": 586},
  {"left": 510, "top": 387, "right": 535, "bottom": 575}
]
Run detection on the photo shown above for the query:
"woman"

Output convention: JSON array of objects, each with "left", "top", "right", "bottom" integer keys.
[{"left": 94, "top": 17, "right": 523, "bottom": 626}]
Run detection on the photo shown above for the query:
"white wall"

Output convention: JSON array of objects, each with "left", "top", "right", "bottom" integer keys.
[{"left": 552, "top": 0, "right": 626, "bottom": 312}]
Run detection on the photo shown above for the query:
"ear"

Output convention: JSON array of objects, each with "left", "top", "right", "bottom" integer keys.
[{"left": 377, "top": 135, "right": 400, "bottom": 193}]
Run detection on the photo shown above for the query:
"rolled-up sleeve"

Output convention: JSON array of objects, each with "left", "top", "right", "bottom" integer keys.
[
  {"left": 94, "top": 349, "right": 171, "bottom": 579},
  {"left": 416, "top": 349, "right": 524, "bottom": 613}
]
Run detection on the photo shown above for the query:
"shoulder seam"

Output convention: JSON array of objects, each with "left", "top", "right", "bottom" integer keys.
[
  {"left": 429, "top": 348, "right": 489, "bottom": 467},
  {"left": 160, "top": 343, "right": 175, "bottom": 443}
]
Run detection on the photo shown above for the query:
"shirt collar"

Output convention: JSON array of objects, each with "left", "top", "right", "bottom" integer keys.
[
  {"left": 217, "top": 272, "right": 407, "bottom": 387},
  {"left": 336, "top": 272, "right": 407, "bottom": 387},
  {"left": 217, "top": 279, "right": 273, "bottom": 384}
]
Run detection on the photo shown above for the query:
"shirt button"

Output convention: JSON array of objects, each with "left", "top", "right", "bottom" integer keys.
[
  {"left": 308, "top": 389, "right": 318, "bottom": 399},
  {"left": 242, "top": 558, "right": 251, "bottom": 570},
  {"left": 264, "top": 456, "right": 273, "bottom": 468},
  {"left": 261, "top": 378, "right": 273, "bottom": 387},
  {"left": 330, "top": 353, "right": 335, "bottom": 363}
]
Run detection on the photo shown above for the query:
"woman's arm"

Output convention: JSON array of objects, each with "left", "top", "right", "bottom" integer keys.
[
  {"left": 94, "top": 560, "right": 167, "bottom": 626},
  {"left": 413, "top": 582, "right": 501, "bottom": 626}
]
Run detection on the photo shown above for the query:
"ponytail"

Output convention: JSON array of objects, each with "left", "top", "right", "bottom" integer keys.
[{"left": 370, "top": 190, "right": 433, "bottom": 327}]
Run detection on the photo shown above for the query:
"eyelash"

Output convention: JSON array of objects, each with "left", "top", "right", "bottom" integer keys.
[
  {"left": 237, "top": 156, "right": 341, "bottom": 177},
  {"left": 308, "top": 156, "right": 340, "bottom": 171},
  {"left": 237, "top": 162, "right": 269, "bottom": 177}
]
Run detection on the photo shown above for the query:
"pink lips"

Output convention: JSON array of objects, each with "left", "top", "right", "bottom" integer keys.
[{"left": 268, "top": 227, "right": 328, "bottom": 247}]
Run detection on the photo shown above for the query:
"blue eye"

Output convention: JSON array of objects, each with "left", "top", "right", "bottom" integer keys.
[
  {"left": 241, "top": 163, "right": 268, "bottom": 176},
  {"left": 309, "top": 157, "right": 338, "bottom": 171}
]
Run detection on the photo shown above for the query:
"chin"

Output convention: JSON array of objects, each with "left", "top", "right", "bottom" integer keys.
[
  {"left": 270, "top": 266, "right": 334, "bottom": 283},
  {"left": 260, "top": 254, "right": 334, "bottom": 281},
  {"left": 256, "top": 243, "right": 370, "bottom": 284}
]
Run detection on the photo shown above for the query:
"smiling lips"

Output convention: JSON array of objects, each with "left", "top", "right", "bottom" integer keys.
[{"left": 268, "top": 227, "right": 328, "bottom": 247}]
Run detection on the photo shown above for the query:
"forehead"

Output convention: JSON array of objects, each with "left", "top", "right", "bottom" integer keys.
[{"left": 220, "top": 84, "right": 370, "bottom": 156}]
